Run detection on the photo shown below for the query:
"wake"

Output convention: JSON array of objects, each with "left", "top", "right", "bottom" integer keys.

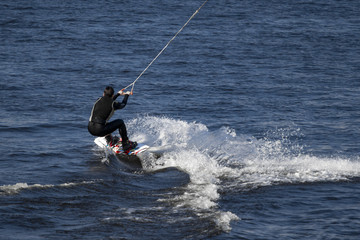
[{"left": 126, "top": 115, "right": 360, "bottom": 231}]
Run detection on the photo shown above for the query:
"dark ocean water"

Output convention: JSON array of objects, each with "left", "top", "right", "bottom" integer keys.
[{"left": 1, "top": 0, "right": 360, "bottom": 239}]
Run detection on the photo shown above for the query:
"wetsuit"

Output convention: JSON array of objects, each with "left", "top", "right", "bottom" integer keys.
[{"left": 88, "top": 93, "right": 130, "bottom": 142}]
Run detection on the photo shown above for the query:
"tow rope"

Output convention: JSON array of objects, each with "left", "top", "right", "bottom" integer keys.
[{"left": 122, "top": 0, "right": 209, "bottom": 95}]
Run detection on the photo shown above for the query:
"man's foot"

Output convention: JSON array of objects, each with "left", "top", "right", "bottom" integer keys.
[
  {"left": 111, "top": 136, "right": 120, "bottom": 145},
  {"left": 106, "top": 135, "right": 120, "bottom": 147},
  {"left": 122, "top": 140, "right": 138, "bottom": 152}
]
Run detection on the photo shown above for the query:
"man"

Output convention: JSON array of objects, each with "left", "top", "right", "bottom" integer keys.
[{"left": 88, "top": 86, "right": 137, "bottom": 151}]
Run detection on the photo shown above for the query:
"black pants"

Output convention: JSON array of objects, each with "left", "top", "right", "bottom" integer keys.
[{"left": 88, "top": 119, "right": 128, "bottom": 142}]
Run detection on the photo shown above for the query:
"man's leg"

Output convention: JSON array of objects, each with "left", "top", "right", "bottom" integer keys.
[
  {"left": 105, "top": 119, "right": 137, "bottom": 151},
  {"left": 104, "top": 119, "right": 128, "bottom": 142}
]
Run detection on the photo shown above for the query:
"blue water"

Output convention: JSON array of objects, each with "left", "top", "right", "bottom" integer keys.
[{"left": 1, "top": 0, "right": 360, "bottom": 239}]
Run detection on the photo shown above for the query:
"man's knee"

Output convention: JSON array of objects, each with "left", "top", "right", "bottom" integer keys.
[{"left": 114, "top": 119, "right": 125, "bottom": 127}]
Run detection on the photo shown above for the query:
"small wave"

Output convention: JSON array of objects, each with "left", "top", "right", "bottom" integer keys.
[{"left": 0, "top": 181, "right": 98, "bottom": 195}]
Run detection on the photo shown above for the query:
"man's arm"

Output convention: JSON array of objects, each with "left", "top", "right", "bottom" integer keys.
[
  {"left": 112, "top": 92, "right": 121, "bottom": 101},
  {"left": 113, "top": 94, "right": 129, "bottom": 110}
]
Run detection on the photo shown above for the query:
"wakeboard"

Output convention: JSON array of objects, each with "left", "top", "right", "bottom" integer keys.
[{"left": 94, "top": 137, "right": 149, "bottom": 169}]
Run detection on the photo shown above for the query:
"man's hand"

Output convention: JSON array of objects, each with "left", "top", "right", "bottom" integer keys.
[{"left": 118, "top": 89, "right": 131, "bottom": 95}]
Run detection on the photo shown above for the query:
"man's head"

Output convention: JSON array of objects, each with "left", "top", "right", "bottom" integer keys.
[{"left": 104, "top": 86, "right": 114, "bottom": 97}]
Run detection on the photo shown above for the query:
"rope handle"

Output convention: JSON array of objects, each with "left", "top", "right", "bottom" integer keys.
[{"left": 118, "top": 89, "right": 132, "bottom": 96}]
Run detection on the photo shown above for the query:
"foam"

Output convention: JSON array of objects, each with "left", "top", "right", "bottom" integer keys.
[
  {"left": 228, "top": 142, "right": 360, "bottom": 190},
  {"left": 128, "top": 116, "right": 241, "bottom": 230},
  {"left": 127, "top": 115, "right": 360, "bottom": 231}
]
